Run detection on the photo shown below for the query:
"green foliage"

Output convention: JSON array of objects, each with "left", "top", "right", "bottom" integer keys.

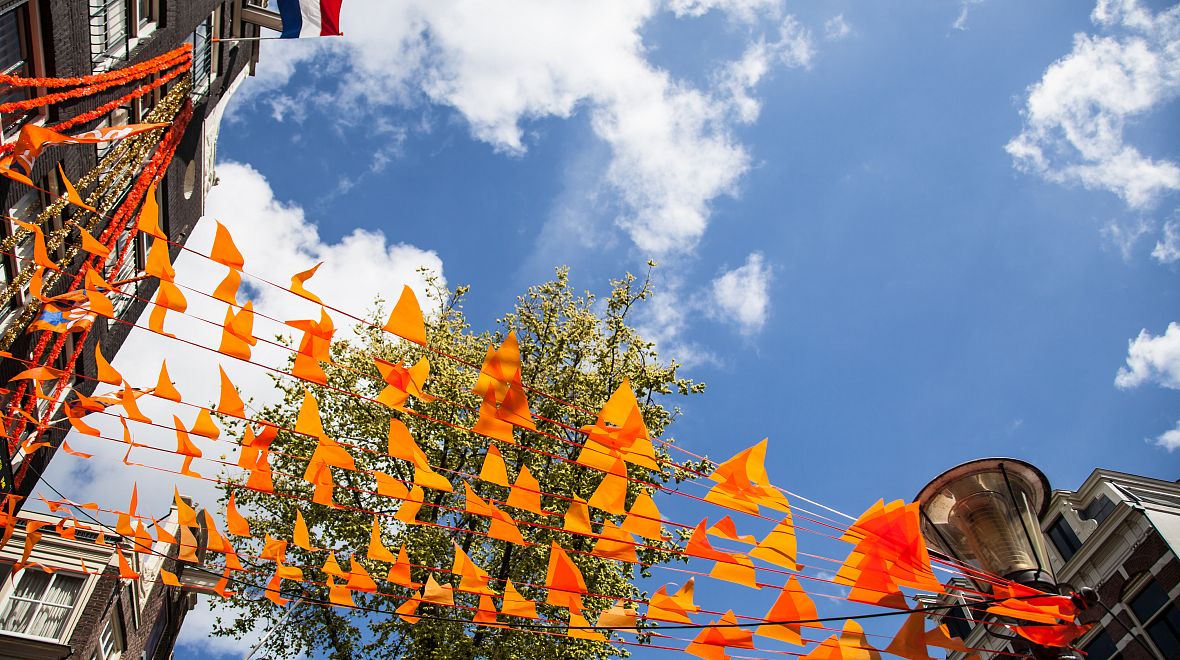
[{"left": 211, "top": 267, "right": 709, "bottom": 659}]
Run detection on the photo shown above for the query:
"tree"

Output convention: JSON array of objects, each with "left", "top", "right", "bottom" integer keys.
[{"left": 212, "top": 267, "right": 710, "bottom": 659}]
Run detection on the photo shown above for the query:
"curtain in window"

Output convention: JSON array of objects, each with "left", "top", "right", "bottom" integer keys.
[{"left": 0, "top": 572, "right": 84, "bottom": 639}]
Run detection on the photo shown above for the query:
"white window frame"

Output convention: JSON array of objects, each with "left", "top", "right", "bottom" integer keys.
[
  {"left": 0, "top": 567, "right": 88, "bottom": 643},
  {"left": 90, "top": 0, "right": 158, "bottom": 73},
  {"left": 96, "top": 611, "right": 125, "bottom": 660}
]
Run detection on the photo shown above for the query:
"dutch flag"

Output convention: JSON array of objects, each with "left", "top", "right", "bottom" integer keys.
[{"left": 276, "top": 0, "right": 343, "bottom": 39}]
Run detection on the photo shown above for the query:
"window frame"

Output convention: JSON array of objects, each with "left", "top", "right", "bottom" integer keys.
[
  {"left": 0, "top": 2, "right": 48, "bottom": 142},
  {"left": 0, "top": 567, "right": 88, "bottom": 643},
  {"left": 1046, "top": 515, "right": 1083, "bottom": 562},
  {"left": 1125, "top": 578, "right": 1180, "bottom": 659}
]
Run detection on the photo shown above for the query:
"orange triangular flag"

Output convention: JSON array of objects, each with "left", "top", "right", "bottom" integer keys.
[
  {"left": 387, "top": 545, "right": 420, "bottom": 589},
  {"left": 74, "top": 224, "right": 109, "bottom": 257},
  {"left": 213, "top": 268, "right": 241, "bottom": 306},
  {"left": 567, "top": 612, "right": 606, "bottom": 642},
  {"left": 210, "top": 221, "right": 245, "bottom": 269},
  {"left": 414, "top": 465, "right": 453, "bottom": 493},
  {"left": 387, "top": 419, "right": 430, "bottom": 469},
  {"left": 452, "top": 543, "right": 494, "bottom": 596},
  {"left": 290, "top": 263, "right": 323, "bottom": 304},
  {"left": 545, "top": 542, "right": 587, "bottom": 613},
  {"left": 173, "top": 416, "right": 202, "bottom": 457},
  {"left": 591, "top": 519, "right": 639, "bottom": 564},
  {"left": 191, "top": 408, "right": 220, "bottom": 439},
  {"left": 478, "top": 444, "right": 509, "bottom": 487},
  {"left": 145, "top": 237, "right": 175, "bottom": 282},
  {"left": 384, "top": 285, "right": 427, "bottom": 345},
  {"left": 884, "top": 613, "right": 936, "bottom": 660},
  {"left": 621, "top": 491, "right": 663, "bottom": 541},
  {"left": 647, "top": 579, "right": 700, "bottom": 623},
  {"left": 587, "top": 457, "right": 629, "bottom": 515},
  {"left": 293, "top": 510, "right": 313, "bottom": 550},
  {"left": 12, "top": 220, "right": 58, "bottom": 270},
  {"left": 115, "top": 544, "right": 139, "bottom": 579},
  {"left": 367, "top": 517, "right": 396, "bottom": 562},
  {"left": 154, "top": 361, "right": 181, "bottom": 402},
  {"left": 346, "top": 556, "right": 379, "bottom": 593},
  {"left": 226, "top": 493, "right": 251, "bottom": 537},
  {"left": 506, "top": 465, "right": 544, "bottom": 515},
  {"left": 756, "top": 576, "right": 821, "bottom": 646},
  {"left": 473, "top": 594, "right": 500, "bottom": 627},
  {"left": 394, "top": 485, "right": 424, "bottom": 525},
  {"left": 137, "top": 183, "right": 165, "bottom": 239},
  {"left": 57, "top": 164, "right": 96, "bottom": 213},
  {"left": 500, "top": 579, "right": 538, "bottom": 619},
  {"left": 749, "top": 510, "right": 797, "bottom": 571},
  {"left": 327, "top": 577, "right": 355, "bottom": 608},
  {"left": 94, "top": 344, "right": 121, "bottom": 385},
  {"left": 217, "top": 366, "right": 246, "bottom": 418},
  {"left": 422, "top": 574, "right": 455, "bottom": 606},
  {"left": 396, "top": 597, "right": 421, "bottom": 624},
  {"left": 563, "top": 496, "right": 592, "bottom": 536}
]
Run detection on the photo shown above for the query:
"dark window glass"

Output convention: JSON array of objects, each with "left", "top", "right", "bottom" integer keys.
[
  {"left": 0, "top": 5, "right": 34, "bottom": 138},
  {"left": 1082, "top": 495, "right": 1116, "bottom": 524},
  {"left": 1083, "top": 629, "right": 1118, "bottom": 660},
  {"left": 944, "top": 605, "right": 973, "bottom": 640},
  {"left": 1047, "top": 516, "right": 1082, "bottom": 562},
  {"left": 1130, "top": 580, "right": 1168, "bottom": 624},
  {"left": 1146, "top": 604, "right": 1180, "bottom": 659}
]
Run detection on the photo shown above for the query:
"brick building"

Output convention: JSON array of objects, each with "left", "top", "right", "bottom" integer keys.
[
  {"left": 0, "top": 498, "right": 218, "bottom": 660},
  {"left": 0, "top": 0, "right": 267, "bottom": 500},
  {"left": 932, "top": 468, "right": 1180, "bottom": 659}
]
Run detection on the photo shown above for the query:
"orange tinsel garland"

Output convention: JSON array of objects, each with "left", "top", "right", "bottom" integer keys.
[
  {"left": 0, "top": 44, "right": 192, "bottom": 88},
  {"left": 0, "top": 52, "right": 191, "bottom": 114}
]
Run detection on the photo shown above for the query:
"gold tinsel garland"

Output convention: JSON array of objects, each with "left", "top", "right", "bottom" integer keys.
[{"left": 0, "top": 79, "right": 191, "bottom": 350}]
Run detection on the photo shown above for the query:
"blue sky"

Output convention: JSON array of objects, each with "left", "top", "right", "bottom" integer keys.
[{"left": 88, "top": 0, "right": 1180, "bottom": 656}]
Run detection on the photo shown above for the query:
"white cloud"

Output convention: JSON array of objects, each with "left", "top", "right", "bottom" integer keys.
[
  {"left": 1115, "top": 322, "right": 1180, "bottom": 389},
  {"left": 1152, "top": 219, "right": 1180, "bottom": 263},
  {"left": 1005, "top": 0, "right": 1180, "bottom": 208},
  {"left": 824, "top": 14, "right": 851, "bottom": 41},
  {"left": 233, "top": 1, "right": 813, "bottom": 256},
  {"left": 1151, "top": 419, "right": 1180, "bottom": 451},
  {"left": 1101, "top": 217, "right": 1151, "bottom": 259},
  {"left": 709, "top": 251, "right": 773, "bottom": 334},
  {"left": 953, "top": 0, "right": 984, "bottom": 31},
  {"left": 39, "top": 162, "right": 443, "bottom": 654}
]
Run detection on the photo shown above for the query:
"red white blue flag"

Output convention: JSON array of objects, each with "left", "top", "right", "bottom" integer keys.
[{"left": 277, "top": 0, "right": 343, "bottom": 39}]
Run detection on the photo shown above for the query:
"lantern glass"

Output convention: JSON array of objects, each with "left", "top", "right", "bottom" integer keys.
[{"left": 917, "top": 459, "right": 1054, "bottom": 591}]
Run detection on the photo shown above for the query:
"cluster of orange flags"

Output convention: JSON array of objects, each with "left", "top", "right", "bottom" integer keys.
[{"left": 835, "top": 500, "right": 941, "bottom": 610}]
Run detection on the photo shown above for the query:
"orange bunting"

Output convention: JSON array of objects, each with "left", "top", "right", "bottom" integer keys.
[
  {"left": 210, "top": 221, "right": 245, "bottom": 269},
  {"left": 293, "top": 510, "right": 313, "bottom": 550},
  {"left": 562, "top": 496, "right": 592, "bottom": 536},
  {"left": 396, "top": 597, "right": 421, "bottom": 624},
  {"left": 217, "top": 367, "right": 246, "bottom": 418},
  {"left": 452, "top": 543, "right": 494, "bottom": 596},
  {"left": 471, "top": 389, "right": 516, "bottom": 443},
  {"left": 473, "top": 594, "right": 500, "bottom": 627},
  {"left": 500, "top": 579, "right": 538, "bottom": 619},
  {"left": 367, "top": 517, "right": 396, "bottom": 562},
  {"left": 1014, "top": 622, "right": 1091, "bottom": 649},
  {"left": 74, "top": 223, "right": 109, "bottom": 257},
  {"left": 145, "top": 236, "right": 175, "bottom": 282},
  {"left": 218, "top": 303, "right": 257, "bottom": 360},
  {"left": 597, "top": 601, "right": 638, "bottom": 631},
  {"left": 587, "top": 457, "right": 629, "bottom": 515},
  {"left": 383, "top": 285, "right": 427, "bottom": 345},
  {"left": 136, "top": 183, "right": 164, "bottom": 239},
  {"left": 647, "top": 578, "right": 700, "bottom": 624},
  {"left": 154, "top": 361, "right": 182, "bottom": 402},
  {"left": 750, "top": 510, "right": 797, "bottom": 571},
  {"left": 707, "top": 516, "right": 757, "bottom": 544},
  {"left": 12, "top": 220, "right": 58, "bottom": 270},
  {"left": 394, "top": 485, "right": 425, "bottom": 525},
  {"left": 576, "top": 378, "right": 657, "bottom": 471},
  {"left": 506, "top": 465, "right": 544, "bottom": 515},
  {"left": 686, "top": 610, "right": 756, "bottom": 659},
  {"left": 290, "top": 263, "right": 323, "bottom": 304},
  {"left": 57, "top": 163, "right": 96, "bottom": 213},
  {"left": 117, "top": 382, "right": 151, "bottom": 424},
  {"left": 422, "top": 574, "right": 455, "bottom": 607},
  {"left": 709, "top": 552, "right": 759, "bottom": 589},
  {"left": 464, "top": 483, "right": 525, "bottom": 545},
  {"left": 567, "top": 612, "right": 606, "bottom": 642},
  {"left": 387, "top": 418, "right": 429, "bottom": 469},
  {"left": 226, "top": 493, "right": 251, "bottom": 537},
  {"left": 173, "top": 416, "right": 201, "bottom": 458},
  {"left": 346, "top": 556, "right": 378, "bottom": 593},
  {"left": 706, "top": 438, "right": 790, "bottom": 515},
  {"left": 327, "top": 577, "right": 355, "bottom": 608},
  {"left": 545, "top": 542, "right": 587, "bottom": 613},
  {"left": 115, "top": 544, "right": 139, "bottom": 579},
  {"left": 621, "top": 491, "right": 664, "bottom": 541},
  {"left": 414, "top": 465, "right": 453, "bottom": 493},
  {"left": 591, "top": 520, "right": 638, "bottom": 564},
  {"left": 756, "top": 576, "right": 820, "bottom": 646},
  {"left": 373, "top": 356, "right": 435, "bottom": 410},
  {"left": 213, "top": 268, "right": 241, "bottom": 306},
  {"left": 478, "top": 444, "right": 509, "bottom": 487},
  {"left": 373, "top": 471, "right": 409, "bottom": 501},
  {"left": 191, "top": 408, "right": 220, "bottom": 439},
  {"left": 94, "top": 344, "right": 121, "bottom": 385},
  {"left": 84, "top": 268, "right": 114, "bottom": 318},
  {"left": 387, "top": 545, "right": 420, "bottom": 589}
]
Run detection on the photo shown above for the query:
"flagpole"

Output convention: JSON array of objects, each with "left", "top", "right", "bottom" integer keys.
[{"left": 212, "top": 34, "right": 343, "bottom": 43}]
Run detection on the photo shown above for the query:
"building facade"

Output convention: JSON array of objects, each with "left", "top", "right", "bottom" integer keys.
[
  {"left": 0, "top": 0, "right": 265, "bottom": 501},
  {"left": 933, "top": 469, "right": 1180, "bottom": 659},
  {"left": 0, "top": 501, "right": 204, "bottom": 660}
]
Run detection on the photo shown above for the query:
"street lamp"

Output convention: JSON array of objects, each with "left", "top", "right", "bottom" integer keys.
[{"left": 916, "top": 457, "right": 1055, "bottom": 593}]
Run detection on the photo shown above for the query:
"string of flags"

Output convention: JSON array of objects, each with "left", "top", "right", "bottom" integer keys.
[{"left": 0, "top": 46, "right": 1094, "bottom": 660}]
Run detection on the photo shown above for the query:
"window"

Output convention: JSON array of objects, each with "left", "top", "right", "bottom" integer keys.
[
  {"left": 0, "top": 569, "right": 85, "bottom": 640},
  {"left": 1081, "top": 495, "right": 1116, "bottom": 525},
  {"left": 1083, "top": 629, "right": 1119, "bottom": 660},
  {"left": 97, "top": 613, "right": 124, "bottom": 659},
  {"left": 1047, "top": 516, "right": 1082, "bottom": 562},
  {"left": 90, "top": 0, "right": 130, "bottom": 70},
  {"left": 0, "top": 4, "right": 34, "bottom": 139},
  {"left": 943, "top": 604, "right": 973, "bottom": 640},
  {"left": 106, "top": 230, "right": 140, "bottom": 316},
  {"left": 1128, "top": 579, "right": 1180, "bottom": 659},
  {"left": 189, "top": 16, "right": 214, "bottom": 96}
]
